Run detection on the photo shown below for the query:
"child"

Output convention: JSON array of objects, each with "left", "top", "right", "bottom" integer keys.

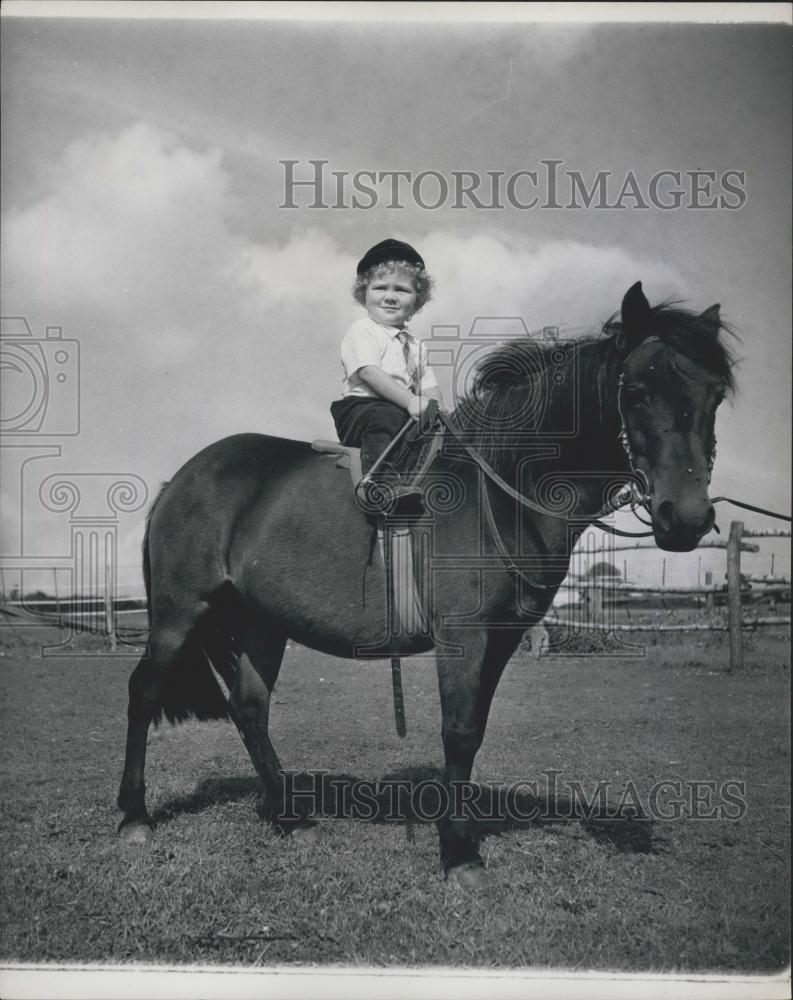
[{"left": 330, "top": 238, "right": 444, "bottom": 514}]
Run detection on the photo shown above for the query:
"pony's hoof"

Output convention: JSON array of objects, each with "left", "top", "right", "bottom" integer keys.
[
  {"left": 446, "top": 861, "right": 488, "bottom": 889},
  {"left": 289, "top": 822, "right": 321, "bottom": 842},
  {"left": 274, "top": 818, "right": 320, "bottom": 841},
  {"left": 118, "top": 822, "right": 153, "bottom": 847}
]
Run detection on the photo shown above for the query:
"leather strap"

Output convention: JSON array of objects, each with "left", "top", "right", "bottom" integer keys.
[{"left": 437, "top": 411, "right": 653, "bottom": 538}]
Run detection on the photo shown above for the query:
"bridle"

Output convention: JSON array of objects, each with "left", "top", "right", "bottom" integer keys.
[
  {"left": 615, "top": 371, "right": 652, "bottom": 515},
  {"left": 420, "top": 342, "right": 789, "bottom": 596},
  {"left": 615, "top": 351, "right": 719, "bottom": 525},
  {"left": 429, "top": 356, "right": 791, "bottom": 592}
]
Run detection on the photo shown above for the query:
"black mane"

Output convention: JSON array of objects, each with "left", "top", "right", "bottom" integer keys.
[{"left": 451, "top": 302, "right": 736, "bottom": 472}]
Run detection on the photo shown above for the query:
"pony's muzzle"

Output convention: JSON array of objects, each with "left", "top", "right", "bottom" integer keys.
[{"left": 652, "top": 496, "right": 715, "bottom": 551}]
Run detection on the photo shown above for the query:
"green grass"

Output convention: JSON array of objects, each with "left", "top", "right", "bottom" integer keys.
[{"left": 0, "top": 623, "right": 789, "bottom": 972}]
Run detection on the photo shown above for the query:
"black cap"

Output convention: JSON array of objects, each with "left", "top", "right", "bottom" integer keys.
[{"left": 356, "top": 238, "right": 424, "bottom": 275}]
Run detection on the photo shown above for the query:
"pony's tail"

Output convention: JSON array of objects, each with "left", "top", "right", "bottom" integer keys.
[
  {"left": 142, "top": 482, "right": 170, "bottom": 627},
  {"left": 141, "top": 479, "right": 231, "bottom": 725}
]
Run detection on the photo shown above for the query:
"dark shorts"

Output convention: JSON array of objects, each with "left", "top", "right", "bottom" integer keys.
[{"left": 330, "top": 396, "right": 409, "bottom": 448}]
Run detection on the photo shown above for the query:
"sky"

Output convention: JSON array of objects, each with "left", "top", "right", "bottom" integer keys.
[{"left": 1, "top": 4, "right": 791, "bottom": 593}]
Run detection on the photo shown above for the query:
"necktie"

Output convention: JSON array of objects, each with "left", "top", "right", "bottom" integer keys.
[{"left": 397, "top": 330, "right": 419, "bottom": 393}]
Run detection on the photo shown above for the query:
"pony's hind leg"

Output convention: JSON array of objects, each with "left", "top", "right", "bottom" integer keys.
[
  {"left": 218, "top": 623, "right": 302, "bottom": 835},
  {"left": 117, "top": 619, "right": 195, "bottom": 844}
]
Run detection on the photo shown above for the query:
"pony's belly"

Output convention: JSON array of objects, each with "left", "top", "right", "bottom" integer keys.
[
  {"left": 285, "top": 623, "right": 435, "bottom": 660},
  {"left": 239, "top": 553, "right": 433, "bottom": 658}
]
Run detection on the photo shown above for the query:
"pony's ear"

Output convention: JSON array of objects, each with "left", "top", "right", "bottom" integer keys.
[
  {"left": 699, "top": 303, "right": 721, "bottom": 337},
  {"left": 617, "top": 281, "right": 652, "bottom": 353}
]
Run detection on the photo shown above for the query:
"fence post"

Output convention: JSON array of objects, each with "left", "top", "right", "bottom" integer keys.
[
  {"left": 104, "top": 590, "right": 117, "bottom": 652},
  {"left": 53, "top": 568, "right": 61, "bottom": 627},
  {"left": 591, "top": 585, "right": 603, "bottom": 629},
  {"left": 727, "top": 520, "right": 744, "bottom": 671},
  {"left": 705, "top": 570, "right": 714, "bottom": 612}
]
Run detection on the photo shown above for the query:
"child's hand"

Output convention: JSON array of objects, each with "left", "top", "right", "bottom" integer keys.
[{"left": 406, "top": 395, "right": 431, "bottom": 422}]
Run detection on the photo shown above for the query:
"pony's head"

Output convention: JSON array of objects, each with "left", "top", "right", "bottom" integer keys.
[{"left": 610, "top": 282, "right": 736, "bottom": 551}]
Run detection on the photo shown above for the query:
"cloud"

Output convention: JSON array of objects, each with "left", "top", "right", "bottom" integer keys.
[
  {"left": 1, "top": 121, "right": 684, "bottom": 423},
  {"left": 419, "top": 230, "right": 682, "bottom": 331},
  {"left": 0, "top": 122, "right": 702, "bottom": 585},
  {"left": 3, "top": 122, "right": 235, "bottom": 341}
]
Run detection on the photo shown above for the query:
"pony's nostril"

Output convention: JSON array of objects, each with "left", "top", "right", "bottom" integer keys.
[{"left": 655, "top": 499, "right": 675, "bottom": 533}]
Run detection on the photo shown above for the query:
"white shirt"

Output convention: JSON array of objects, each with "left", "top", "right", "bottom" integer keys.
[{"left": 339, "top": 315, "right": 439, "bottom": 399}]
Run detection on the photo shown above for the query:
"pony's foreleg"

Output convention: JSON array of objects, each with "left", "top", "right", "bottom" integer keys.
[{"left": 436, "top": 626, "right": 524, "bottom": 883}]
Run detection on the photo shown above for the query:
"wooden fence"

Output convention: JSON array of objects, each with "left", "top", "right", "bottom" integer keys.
[
  {"left": 2, "top": 522, "right": 789, "bottom": 670},
  {"left": 545, "top": 520, "right": 789, "bottom": 669}
]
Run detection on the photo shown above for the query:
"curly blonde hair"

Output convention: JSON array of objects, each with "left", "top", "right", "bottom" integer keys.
[{"left": 352, "top": 261, "right": 434, "bottom": 313}]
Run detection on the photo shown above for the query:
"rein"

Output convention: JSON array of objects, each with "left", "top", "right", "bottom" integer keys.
[
  {"left": 436, "top": 410, "right": 652, "bottom": 536},
  {"left": 433, "top": 410, "right": 651, "bottom": 594},
  {"left": 711, "top": 497, "right": 791, "bottom": 523}
]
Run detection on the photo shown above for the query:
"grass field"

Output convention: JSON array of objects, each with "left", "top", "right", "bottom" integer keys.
[{"left": 0, "top": 621, "right": 789, "bottom": 975}]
